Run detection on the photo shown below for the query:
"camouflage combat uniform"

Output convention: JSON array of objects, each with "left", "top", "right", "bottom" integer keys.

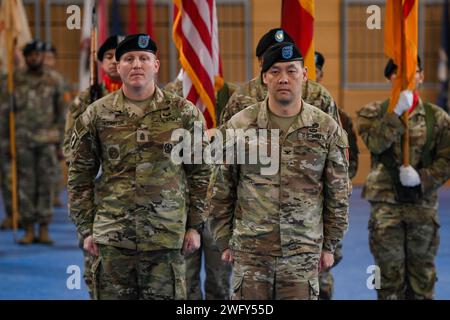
[
  {"left": 68, "top": 87, "right": 211, "bottom": 300},
  {"left": 357, "top": 98, "right": 450, "bottom": 299},
  {"left": 46, "top": 68, "right": 71, "bottom": 206},
  {"left": 319, "top": 109, "right": 359, "bottom": 300},
  {"left": 64, "top": 84, "right": 109, "bottom": 298},
  {"left": 219, "top": 75, "right": 340, "bottom": 125},
  {"left": 164, "top": 78, "right": 236, "bottom": 299},
  {"left": 0, "top": 68, "right": 65, "bottom": 226},
  {"left": 218, "top": 75, "right": 345, "bottom": 299},
  {"left": 207, "top": 98, "right": 350, "bottom": 300}
]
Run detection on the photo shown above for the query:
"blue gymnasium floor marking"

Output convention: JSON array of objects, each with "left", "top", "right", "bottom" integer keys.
[{"left": 0, "top": 187, "right": 449, "bottom": 300}]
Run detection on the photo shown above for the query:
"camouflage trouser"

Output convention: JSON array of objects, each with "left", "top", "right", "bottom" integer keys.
[
  {"left": 185, "top": 226, "right": 232, "bottom": 300},
  {"left": 0, "top": 157, "right": 12, "bottom": 217},
  {"left": 77, "top": 233, "right": 94, "bottom": 299},
  {"left": 231, "top": 251, "right": 320, "bottom": 300},
  {"left": 93, "top": 245, "right": 187, "bottom": 300},
  {"left": 53, "top": 158, "right": 62, "bottom": 199},
  {"left": 318, "top": 242, "right": 343, "bottom": 300},
  {"left": 17, "top": 145, "right": 56, "bottom": 225},
  {"left": 369, "top": 202, "right": 440, "bottom": 300}
]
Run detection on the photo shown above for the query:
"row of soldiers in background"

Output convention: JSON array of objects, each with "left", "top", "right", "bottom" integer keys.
[
  {"left": 358, "top": 58, "right": 450, "bottom": 299},
  {"left": 0, "top": 40, "right": 68, "bottom": 244},
  {"left": 0, "top": 41, "right": 72, "bottom": 231}
]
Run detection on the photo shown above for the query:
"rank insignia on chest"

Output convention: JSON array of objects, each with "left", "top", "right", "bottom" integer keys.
[
  {"left": 137, "top": 129, "right": 150, "bottom": 143},
  {"left": 107, "top": 145, "right": 120, "bottom": 160}
]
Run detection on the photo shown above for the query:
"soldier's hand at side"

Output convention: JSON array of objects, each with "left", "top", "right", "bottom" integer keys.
[
  {"left": 83, "top": 235, "right": 99, "bottom": 257},
  {"left": 182, "top": 228, "right": 201, "bottom": 255},
  {"left": 319, "top": 251, "right": 334, "bottom": 272},
  {"left": 221, "top": 248, "right": 234, "bottom": 263}
]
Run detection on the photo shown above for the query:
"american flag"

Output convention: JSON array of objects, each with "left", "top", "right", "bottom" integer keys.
[{"left": 173, "top": 0, "right": 223, "bottom": 128}]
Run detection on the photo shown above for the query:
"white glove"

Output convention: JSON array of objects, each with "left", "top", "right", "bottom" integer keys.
[
  {"left": 393, "top": 90, "right": 413, "bottom": 116},
  {"left": 399, "top": 165, "right": 421, "bottom": 187}
]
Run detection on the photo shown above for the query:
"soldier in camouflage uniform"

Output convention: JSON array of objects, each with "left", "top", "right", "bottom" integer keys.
[
  {"left": 315, "top": 51, "right": 359, "bottom": 299},
  {"left": 64, "top": 35, "right": 123, "bottom": 298},
  {"left": 219, "top": 28, "right": 340, "bottom": 126},
  {"left": 68, "top": 34, "right": 211, "bottom": 300},
  {"left": 43, "top": 42, "right": 72, "bottom": 208},
  {"left": 0, "top": 40, "right": 66, "bottom": 244},
  {"left": 164, "top": 70, "right": 236, "bottom": 300},
  {"left": 207, "top": 43, "right": 349, "bottom": 300},
  {"left": 357, "top": 58, "right": 450, "bottom": 299}
]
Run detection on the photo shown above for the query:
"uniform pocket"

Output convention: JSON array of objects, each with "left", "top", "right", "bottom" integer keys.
[
  {"left": 90, "top": 255, "right": 102, "bottom": 300},
  {"left": 308, "top": 279, "right": 320, "bottom": 300},
  {"left": 171, "top": 262, "right": 187, "bottom": 300},
  {"left": 231, "top": 273, "right": 244, "bottom": 300}
]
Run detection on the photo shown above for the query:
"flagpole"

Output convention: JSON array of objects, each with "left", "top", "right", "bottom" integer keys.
[{"left": 401, "top": 9, "right": 410, "bottom": 167}]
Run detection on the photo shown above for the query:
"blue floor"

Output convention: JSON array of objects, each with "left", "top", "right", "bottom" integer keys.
[{"left": 0, "top": 187, "right": 449, "bottom": 300}]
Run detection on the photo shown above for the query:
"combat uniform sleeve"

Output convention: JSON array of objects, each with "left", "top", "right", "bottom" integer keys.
[
  {"left": 419, "top": 111, "right": 450, "bottom": 195},
  {"left": 357, "top": 101, "right": 405, "bottom": 155},
  {"left": 63, "top": 92, "right": 87, "bottom": 162},
  {"left": 53, "top": 76, "right": 68, "bottom": 147},
  {"left": 62, "top": 101, "right": 76, "bottom": 161},
  {"left": 182, "top": 103, "right": 213, "bottom": 231},
  {"left": 67, "top": 104, "right": 100, "bottom": 238},
  {"left": 322, "top": 126, "right": 350, "bottom": 254},
  {"left": 206, "top": 162, "right": 238, "bottom": 252},
  {"left": 346, "top": 115, "right": 360, "bottom": 179}
]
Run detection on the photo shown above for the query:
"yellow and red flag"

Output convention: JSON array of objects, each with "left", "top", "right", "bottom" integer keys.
[
  {"left": 281, "top": 0, "right": 316, "bottom": 81},
  {"left": 384, "top": 0, "right": 418, "bottom": 165},
  {"left": 173, "top": 0, "right": 223, "bottom": 128},
  {"left": 384, "top": 0, "right": 418, "bottom": 113}
]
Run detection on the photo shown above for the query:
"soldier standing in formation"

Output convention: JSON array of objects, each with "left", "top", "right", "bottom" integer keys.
[
  {"left": 68, "top": 34, "right": 211, "bottom": 299},
  {"left": 357, "top": 57, "right": 450, "bottom": 299},
  {"left": 64, "top": 35, "right": 123, "bottom": 298},
  {"left": 314, "top": 51, "right": 359, "bottom": 299},
  {"left": 207, "top": 42, "right": 349, "bottom": 300},
  {"left": 0, "top": 40, "right": 66, "bottom": 244},
  {"left": 43, "top": 42, "right": 71, "bottom": 208}
]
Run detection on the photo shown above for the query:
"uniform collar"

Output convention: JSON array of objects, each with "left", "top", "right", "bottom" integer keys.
[
  {"left": 110, "top": 86, "right": 167, "bottom": 114},
  {"left": 257, "top": 96, "right": 315, "bottom": 133}
]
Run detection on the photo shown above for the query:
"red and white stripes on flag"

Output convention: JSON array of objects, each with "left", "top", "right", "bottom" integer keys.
[{"left": 173, "top": 0, "right": 223, "bottom": 128}]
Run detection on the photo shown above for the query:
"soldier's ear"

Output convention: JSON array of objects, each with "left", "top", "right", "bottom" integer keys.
[{"left": 262, "top": 72, "right": 268, "bottom": 85}]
